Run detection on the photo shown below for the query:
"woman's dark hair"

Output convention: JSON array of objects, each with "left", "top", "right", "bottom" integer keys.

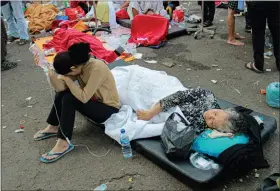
[
  {"left": 68, "top": 42, "right": 91, "bottom": 65},
  {"left": 53, "top": 51, "right": 74, "bottom": 75},
  {"left": 53, "top": 42, "right": 91, "bottom": 75}
]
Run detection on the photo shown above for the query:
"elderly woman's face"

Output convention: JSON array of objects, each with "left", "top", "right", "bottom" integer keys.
[{"left": 203, "top": 109, "right": 230, "bottom": 132}]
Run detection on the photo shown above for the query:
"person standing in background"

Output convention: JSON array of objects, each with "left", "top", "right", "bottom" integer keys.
[
  {"left": 198, "top": 1, "right": 216, "bottom": 27},
  {"left": 1, "top": 1, "right": 29, "bottom": 45},
  {"left": 245, "top": 1, "right": 280, "bottom": 73},
  {"left": 227, "top": 1, "right": 246, "bottom": 46},
  {"left": 1, "top": 18, "right": 17, "bottom": 71}
]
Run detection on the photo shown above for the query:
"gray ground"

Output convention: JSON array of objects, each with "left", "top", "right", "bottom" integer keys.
[{"left": 1, "top": 3, "right": 279, "bottom": 191}]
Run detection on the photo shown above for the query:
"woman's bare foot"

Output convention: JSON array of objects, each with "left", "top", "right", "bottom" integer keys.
[
  {"left": 136, "top": 110, "right": 155, "bottom": 121},
  {"left": 235, "top": 33, "right": 246, "bottom": 40},
  {"left": 34, "top": 124, "right": 58, "bottom": 139},
  {"left": 41, "top": 139, "right": 70, "bottom": 160},
  {"left": 227, "top": 39, "right": 245, "bottom": 46}
]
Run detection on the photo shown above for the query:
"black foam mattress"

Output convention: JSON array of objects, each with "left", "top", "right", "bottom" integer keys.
[
  {"left": 106, "top": 60, "right": 277, "bottom": 185},
  {"left": 117, "top": 19, "right": 197, "bottom": 39}
]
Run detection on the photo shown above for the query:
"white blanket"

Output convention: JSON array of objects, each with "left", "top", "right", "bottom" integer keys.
[{"left": 104, "top": 65, "right": 187, "bottom": 143}]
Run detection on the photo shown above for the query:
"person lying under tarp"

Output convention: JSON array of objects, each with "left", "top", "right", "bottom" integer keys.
[
  {"left": 43, "top": 27, "right": 122, "bottom": 63},
  {"left": 126, "top": 0, "right": 165, "bottom": 20},
  {"left": 33, "top": 43, "right": 121, "bottom": 163},
  {"left": 137, "top": 88, "right": 269, "bottom": 173}
]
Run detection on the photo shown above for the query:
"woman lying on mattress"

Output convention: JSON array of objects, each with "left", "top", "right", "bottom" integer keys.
[
  {"left": 137, "top": 88, "right": 248, "bottom": 136},
  {"left": 33, "top": 42, "right": 120, "bottom": 163}
]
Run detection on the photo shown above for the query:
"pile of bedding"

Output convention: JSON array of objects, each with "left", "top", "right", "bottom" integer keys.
[{"left": 25, "top": 4, "right": 58, "bottom": 34}]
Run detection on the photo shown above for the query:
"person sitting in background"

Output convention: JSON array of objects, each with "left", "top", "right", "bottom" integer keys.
[
  {"left": 1, "top": 18, "right": 17, "bottom": 71},
  {"left": 127, "top": 0, "right": 164, "bottom": 20},
  {"left": 198, "top": 1, "right": 216, "bottom": 27},
  {"left": 137, "top": 88, "right": 248, "bottom": 134},
  {"left": 80, "top": 1, "right": 117, "bottom": 27},
  {"left": 226, "top": 1, "right": 245, "bottom": 46},
  {"left": 245, "top": 1, "right": 279, "bottom": 73},
  {"left": 33, "top": 43, "right": 120, "bottom": 163}
]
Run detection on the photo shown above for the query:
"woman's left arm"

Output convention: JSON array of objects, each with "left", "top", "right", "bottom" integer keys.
[{"left": 63, "top": 68, "right": 105, "bottom": 103}]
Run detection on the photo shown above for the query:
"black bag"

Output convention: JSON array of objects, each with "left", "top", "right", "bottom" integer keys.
[
  {"left": 217, "top": 106, "right": 269, "bottom": 174},
  {"left": 161, "top": 112, "right": 195, "bottom": 160}
]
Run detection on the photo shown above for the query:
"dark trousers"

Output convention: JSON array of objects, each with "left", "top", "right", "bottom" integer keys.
[
  {"left": 199, "top": 1, "right": 216, "bottom": 22},
  {"left": 245, "top": 2, "right": 252, "bottom": 27},
  {"left": 251, "top": 2, "right": 280, "bottom": 71},
  {"left": 47, "top": 91, "right": 119, "bottom": 140},
  {"left": 1, "top": 18, "right": 7, "bottom": 63}
]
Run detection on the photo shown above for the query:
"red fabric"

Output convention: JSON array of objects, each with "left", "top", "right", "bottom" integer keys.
[
  {"left": 43, "top": 28, "right": 118, "bottom": 63},
  {"left": 70, "top": 1, "right": 86, "bottom": 8},
  {"left": 51, "top": 20, "right": 78, "bottom": 30},
  {"left": 116, "top": 9, "right": 129, "bottom": 20},
  {"left": 128, "top": 15, "right": 169, "bottom": 46},
  {"left": 172, "top": 9, "right": 184, "bottom": 23},
  {"left": 65, "top": 6, "right": 85, "bottom": 20}
]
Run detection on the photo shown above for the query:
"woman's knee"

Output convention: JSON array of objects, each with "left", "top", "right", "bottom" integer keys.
[{"left": 62, "top": 92, "right": 77, "bottom": 104}]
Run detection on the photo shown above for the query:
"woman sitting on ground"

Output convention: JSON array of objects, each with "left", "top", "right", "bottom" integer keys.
[
  {"left": 34, "top": 42, "right": 120, "bottom": 163},
  {"left": 137, "top": 88, "right": 248, "bottom": 134},
  {"left": 127, "top": 0, "right": 165, "bottom": 20}
]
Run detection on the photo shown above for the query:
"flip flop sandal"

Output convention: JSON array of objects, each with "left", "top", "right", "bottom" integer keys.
[
  {"left": 40, "top": 144, "right": 74, "bottom": 163},
  {"left": 34, "top": 132, "right": 57, "bottom": 141},
  {"left": 245, "top": 62, "right": 264, "bottom": 73},
  {"left": 8, "top": 36, "right": 19, "bottom": 42}
]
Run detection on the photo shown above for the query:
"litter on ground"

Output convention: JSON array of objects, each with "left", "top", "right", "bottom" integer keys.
[
  {"left": 186, "top": 68, "right": 192, "bottom": 71},
  {"left": 255, "top": 173, "right": 260, "bottom": 178},
  {"left": 211, "top": 80, "right": 217, "bottom": 84},
  {"left": 133, "top": 53, "right": 143, "bottom": 59},
  {"left": 26, "top": 97, "right": 32, "bottom": 101},
  {"left": 266, "top": 69, "right": 272, "bottom": 72},
  {"left": 234, "top": 88, "right": 241, "bottom": 95},
  {"left": 144, "top": 60, "right": 157, "bottom": 64},
  {"left": 27, "top": 105, "right": 33, "bottom": 108},
  {"left": 2, "top": 126, "right": 7, "bottom": 129},
  {"left": 15, "top": 129, "right": 25, "bottom": 133}
]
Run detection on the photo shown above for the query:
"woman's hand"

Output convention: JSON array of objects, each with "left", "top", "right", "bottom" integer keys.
[
  {"left": 34, "top": 54, "right": 39, "bottom": 65},
  {"left": 57, "top": 74, "right": 65, "bottom": 81}
]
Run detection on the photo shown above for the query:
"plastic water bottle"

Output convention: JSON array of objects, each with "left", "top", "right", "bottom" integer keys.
[
  {"left": 94, "top": 184, "right": 107, "bottom": 191},
  {"left": 189, "top": 152, "right": 219, "bottom": 170},
  {"left": 29, "top": 44, "right": 49, "bottom": 73},
  {"left": 120, "top": 129, "right": 132, "bottom": 159}
]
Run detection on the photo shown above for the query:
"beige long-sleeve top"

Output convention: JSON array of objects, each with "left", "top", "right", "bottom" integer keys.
[{"left": 49, "top": 58, "right": 120, "bottom": 109}]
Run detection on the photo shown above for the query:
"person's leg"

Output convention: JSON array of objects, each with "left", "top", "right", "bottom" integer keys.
[
  {"left": 1, "top": 18, "right": 17, "bottom": 71},
  {"left": 1, "top": 19, "right": 7, "bottom": 63},
  {"left": 34, "top": 91, "right": 70, "bottom": 139},
  {"left": 1, "top": 2, "right": 20, "bottom": 41},
  {"left": 245, "top": 2, "right": 252, "bottom": 32},
  {"left": 250, "top": 5, "right": 266, "bottom": 71},
  {"left": 267, "top": 2, "right": 280, "bottom": 70},
  {"left": 207, "top": 0, "right": 216, "bottom": 23},
  {"left": 43, "top": 92, "right": 119, "bottom": 160},
  {"left": 227, "top": 1, "right": 244, "bottom": 46},
  {"left": 202, "top": 1, "right": 208, "bottom": 22},
  {"left": 10, "top": 1, "right": 29, "bottom": 43}
]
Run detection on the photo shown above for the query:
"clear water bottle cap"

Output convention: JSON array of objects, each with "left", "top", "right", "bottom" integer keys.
[
  {"left": 120, "top": 129, "right": 125, "bottom": 134},
  {"left": 211, "top": 163, "right": 219, "bottom": 169}
]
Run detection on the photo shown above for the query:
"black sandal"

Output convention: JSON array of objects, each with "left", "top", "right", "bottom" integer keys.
[
  {"left": 17, "top": 39, "right": 28, "bottom": 45},
  {"left": 245, "top": 62, "right": 264, "bottom": 73},
  {"left": 203, "top": 21, "right": 213, "bottom": 27}
]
